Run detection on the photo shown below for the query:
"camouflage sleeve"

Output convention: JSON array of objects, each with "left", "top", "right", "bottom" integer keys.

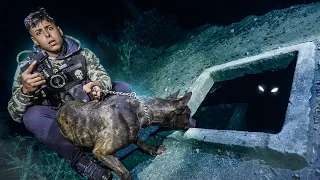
[
  {"left": 7, "top": 60, "right": 35, "bottom": 123},
  {"left": 81, "top": 48, "right": 112, "bottom": 90}
]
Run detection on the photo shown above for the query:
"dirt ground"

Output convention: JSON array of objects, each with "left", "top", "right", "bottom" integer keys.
[
  {"left": 130, "top": 2, "right": 320, "bottom": 99},
  {"left": 120, "top": 2, "right": 320, "bottom": 180}
]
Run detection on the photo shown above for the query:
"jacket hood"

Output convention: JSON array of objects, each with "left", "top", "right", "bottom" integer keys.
[{"left": 34, "top": 35, "right": 82, "bottom": 59}]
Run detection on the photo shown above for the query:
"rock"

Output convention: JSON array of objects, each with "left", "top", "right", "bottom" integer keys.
[
  {"left": 316, "top": 168, "right": 320, "bottom": 176},
  {"left": 315, "top": 118, "right": 319, "bottom": 124},
  {"left": 230, "top": 29, "right": 235, "bottom": 33},
  {"left": 292, "top": 173, "right": 300, "bottom": 179}
]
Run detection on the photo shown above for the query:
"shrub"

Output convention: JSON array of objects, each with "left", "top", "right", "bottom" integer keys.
[{"left": 97, "top": 9, "right": 181, "bottom": 81}]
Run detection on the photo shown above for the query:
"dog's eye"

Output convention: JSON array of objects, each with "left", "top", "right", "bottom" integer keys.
[
  {"left": 258, "top": 85, "right": 264, "bottom": 92},
  {"left": 271, "top": 87, "right": 279, "bottom": 93}
]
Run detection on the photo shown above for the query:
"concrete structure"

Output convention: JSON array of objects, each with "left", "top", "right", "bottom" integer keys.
[{"left": 185, "top": 42, "right": 316, "bottom": 170}]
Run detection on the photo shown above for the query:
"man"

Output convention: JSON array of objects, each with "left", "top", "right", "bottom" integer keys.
[{"left": 7, "top": 7, "right": 131, "bottom": 180}]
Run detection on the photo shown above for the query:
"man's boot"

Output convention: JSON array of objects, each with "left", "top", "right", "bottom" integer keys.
[{"left": 71, "top": 151, "right": 112, "bottom": 180}]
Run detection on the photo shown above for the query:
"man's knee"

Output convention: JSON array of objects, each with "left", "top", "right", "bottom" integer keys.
[
  {"left": 112, "top": 81, "right": 132, "bottom": 93},
  {"left": 23, "top": 106, "right": 42, "bottom": 132},
  {"left": 23, "top": 106, "right": 55, "bottom": 133}
]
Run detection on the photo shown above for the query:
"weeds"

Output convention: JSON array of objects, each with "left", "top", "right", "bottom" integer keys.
[{"left": 0, "top": 136, "right": 85, "bottom": 180}]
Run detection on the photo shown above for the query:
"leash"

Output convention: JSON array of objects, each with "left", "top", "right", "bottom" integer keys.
[{"left": 96, "top": 89, "right": 151, "bottom": 126}]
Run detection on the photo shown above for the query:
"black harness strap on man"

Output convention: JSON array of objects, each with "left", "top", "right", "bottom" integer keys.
[{"left": 22, "top": 51, "right": 92, "bottom": 109}]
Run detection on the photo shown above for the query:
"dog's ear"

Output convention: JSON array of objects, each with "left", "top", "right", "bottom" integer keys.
[
  {"left": 176, "top": 92, "right": 192, "bottom": 107},
  {"left": 166, "top": 90, "right": 180, "bottom": 100}
]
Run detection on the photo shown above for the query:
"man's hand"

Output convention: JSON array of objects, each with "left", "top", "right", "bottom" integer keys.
[
  {"left": 83, "top": 81, "right": 104, "bottom": 102},
  {"left": 21, "top": 61, "right": 46, "bottom": 94}
]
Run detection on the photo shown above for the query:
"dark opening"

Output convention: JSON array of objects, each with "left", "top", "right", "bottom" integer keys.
[{"left": 193, "top": 57, "right": 297, "bottom": 134}]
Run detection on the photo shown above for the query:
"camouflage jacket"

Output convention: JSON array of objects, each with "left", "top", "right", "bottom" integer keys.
[{"left": 7, "top": 36, "right": 112, "bottom": 123}]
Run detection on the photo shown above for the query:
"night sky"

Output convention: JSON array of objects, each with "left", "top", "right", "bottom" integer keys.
[{"left": 1, "top": 0, "right": 317, "bottom": 112}]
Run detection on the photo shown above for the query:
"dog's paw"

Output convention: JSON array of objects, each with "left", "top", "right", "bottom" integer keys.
[{"left": 151, "top": 145, "right": 167, "bottom": 156}]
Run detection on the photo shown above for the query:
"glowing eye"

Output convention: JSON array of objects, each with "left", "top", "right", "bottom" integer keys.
[
  {"left": 271, "top": 87, "right": 279, "bottom": 93},
  {"left": 258, "top": 85, "right": 264, "bottom": 92}
]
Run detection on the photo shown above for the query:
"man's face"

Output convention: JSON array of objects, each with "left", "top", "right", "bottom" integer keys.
[{"left": 30, "top": 20, "right": 64, "bottom": 57}]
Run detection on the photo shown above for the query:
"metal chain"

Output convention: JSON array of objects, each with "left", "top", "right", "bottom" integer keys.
[{"left": 99, "top": 89, "right": 151, "bottom": 125}]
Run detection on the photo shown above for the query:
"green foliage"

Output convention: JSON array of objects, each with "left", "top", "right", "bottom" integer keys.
[{"left": 0, "top": 136, "right": 85, "bottom": 180}]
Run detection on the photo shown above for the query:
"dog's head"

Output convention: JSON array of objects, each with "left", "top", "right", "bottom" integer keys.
[{"left": 164, "top": 91, "right": 196, "bottom": 129}]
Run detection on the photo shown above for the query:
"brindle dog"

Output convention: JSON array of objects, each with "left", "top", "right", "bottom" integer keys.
[{"left": 56, "top": 90, "right": 195, "bottom": 180}]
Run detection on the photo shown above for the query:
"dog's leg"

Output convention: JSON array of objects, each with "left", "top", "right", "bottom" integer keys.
[
  {"left": 93, "top": 142, "right": 132, "bottom": 180},
  {"left": 136, "top": 138, "right": 167, "bottom": 156}
]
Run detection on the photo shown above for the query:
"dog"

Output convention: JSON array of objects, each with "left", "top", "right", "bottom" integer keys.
[{"left": 56, "top": 90, "right": 195, "bottom": 180}]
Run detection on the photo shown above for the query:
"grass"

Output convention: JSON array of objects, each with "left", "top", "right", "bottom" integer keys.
[{"left": 0, "top": 136, "right": 86, "bottom": 180}]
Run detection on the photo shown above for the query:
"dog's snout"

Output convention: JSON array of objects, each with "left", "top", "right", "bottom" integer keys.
[{"left": 188, "top": 117, "right": 196, "bottom": 128}]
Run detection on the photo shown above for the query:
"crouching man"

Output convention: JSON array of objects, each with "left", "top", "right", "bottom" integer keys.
[{"left": 7, "top": 7, "right": 132, "bottom": 180}]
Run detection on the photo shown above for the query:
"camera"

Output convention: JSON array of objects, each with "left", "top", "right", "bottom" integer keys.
[{"left": 21, "top": 51, "right": 67, "bottom": 92}]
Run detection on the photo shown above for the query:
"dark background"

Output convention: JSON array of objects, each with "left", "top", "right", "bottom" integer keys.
[{"left": 1, "top": 0, "right": 317, "bottom": 112}]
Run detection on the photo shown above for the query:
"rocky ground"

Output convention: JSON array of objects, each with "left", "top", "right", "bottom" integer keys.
[
  {"left": 115, "top": 2, "right": 320, "bottom": 180},
  {"left": 130, "top": 2, "right": 320, "bottom": 98}
]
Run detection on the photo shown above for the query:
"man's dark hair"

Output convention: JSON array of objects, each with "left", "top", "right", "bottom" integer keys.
[{"left": 24, "top": 7, "right": 55, "bottom": 31}]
